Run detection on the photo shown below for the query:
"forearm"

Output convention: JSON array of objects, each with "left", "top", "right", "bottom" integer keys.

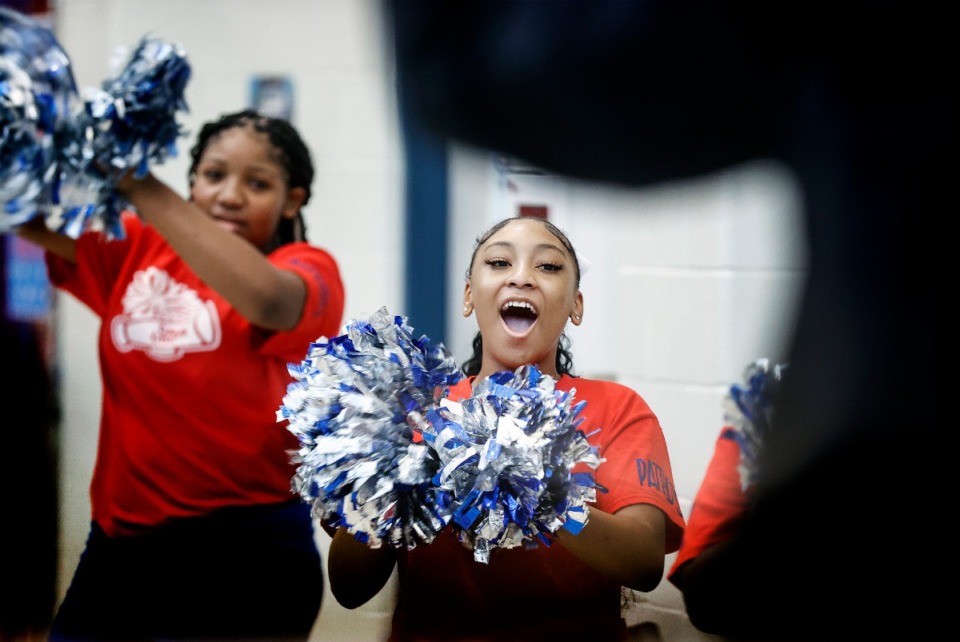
[
  {"left": 554, "top": 503, "right": 666, "bottom": 591},
  {"left": 15, "top": 216, "right": 77, "bottom": 262},
  {"left": 122, "top": 174, "right": 305, "bottom": 330}
]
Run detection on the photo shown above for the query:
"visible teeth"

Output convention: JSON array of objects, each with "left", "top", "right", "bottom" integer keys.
[{"left": 501, "top": 301, "right": 534, "bottom": 313}]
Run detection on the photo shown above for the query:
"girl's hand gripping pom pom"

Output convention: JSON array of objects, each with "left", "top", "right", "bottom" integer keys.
[
  {"left": 426, "top": 365, "right": 604, "bottom": 564},
  {"left": 58, "top": 35, "right": 191, "bottom": 239},
  {"left": 278, "top": 307, "right": 463, "bottom": 549}
]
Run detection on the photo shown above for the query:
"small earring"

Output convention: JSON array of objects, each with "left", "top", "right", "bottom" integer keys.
[{"left": 574, "top": 314, "right": 581, "bottom": 321}]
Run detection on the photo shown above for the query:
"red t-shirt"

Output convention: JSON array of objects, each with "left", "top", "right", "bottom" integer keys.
[
  {"left": 46, "top": 213, "right": 345, "bottom": 536},
  {"left": 389, "top": 375, "right": 686, "bottom": 641},
  {"left": 667, "top": 427, "right": 750, "bottom": 581}
]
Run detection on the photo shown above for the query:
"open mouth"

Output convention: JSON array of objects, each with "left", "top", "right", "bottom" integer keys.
[{"left": 501, "top": 300, "right": 537, "bottom": 333}]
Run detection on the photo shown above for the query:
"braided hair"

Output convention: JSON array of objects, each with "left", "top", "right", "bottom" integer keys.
[
  {"left": 188, "top": 109, "right": 314, "bottom": 251},
  {"left": 460, "top": 216, "right": 582, "bottom": 378}
]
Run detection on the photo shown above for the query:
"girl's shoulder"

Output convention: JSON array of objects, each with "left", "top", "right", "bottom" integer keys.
[
  {"left": 269, "top": 241, "right": 343, "bottom": 272},
  {"left": 559, "top": 375, "right": 655, "bottom": 417},
  {"left": 270, "top": 241, "right": 335, "bottom": 258}
]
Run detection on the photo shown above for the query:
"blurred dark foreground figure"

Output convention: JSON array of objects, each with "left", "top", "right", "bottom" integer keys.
[{"left": 383, "top": 1, "right": 945, "bottom": 639}]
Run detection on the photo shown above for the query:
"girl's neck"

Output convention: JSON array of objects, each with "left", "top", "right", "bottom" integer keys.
[{"left": 474, "top": 364, "right": 561, "bottom": 381}]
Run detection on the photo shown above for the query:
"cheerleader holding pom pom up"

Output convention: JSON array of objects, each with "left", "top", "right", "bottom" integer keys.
[{"left": 15, "top": 102, "right": 345, "bottom": 640}]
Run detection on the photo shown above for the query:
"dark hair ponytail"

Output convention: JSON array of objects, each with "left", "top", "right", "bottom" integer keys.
[{"left": 188, "top": 109, "right": 314, "bottom": 251}]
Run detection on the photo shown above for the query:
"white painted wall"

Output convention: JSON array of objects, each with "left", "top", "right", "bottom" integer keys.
[{"left": 46, "top": 1, "right": 807, "bottom": 640}]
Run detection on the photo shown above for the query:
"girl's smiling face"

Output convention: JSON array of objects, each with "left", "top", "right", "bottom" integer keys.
[
  {"left": 189, "top": 125, "right": 304, "bottom": 251},
  {"left": 464, "top": 218, "right": 583, "bottom": 380}
]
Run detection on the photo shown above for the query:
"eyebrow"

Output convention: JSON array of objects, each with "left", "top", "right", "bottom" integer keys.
[
  {"left": 198, "top": 155, "right": 283, "bottom": 176},
  {"left": 483, "top": 240, "right": 567, "bottom": 255}
]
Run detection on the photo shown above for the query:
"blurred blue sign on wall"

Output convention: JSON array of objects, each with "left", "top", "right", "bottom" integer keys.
[{"left": 5, "top": 234, "right": 51, "bottom": 322}]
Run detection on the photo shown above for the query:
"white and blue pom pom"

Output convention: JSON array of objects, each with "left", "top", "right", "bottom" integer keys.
[
  {"left": 278, "top": 307, "right": 462, "bottom": 549},
  {"left": 723, "top": 358, "right": 787, "bottom": 491},
  {"left": 0, "top": 7, "right": 78, "bottom": 233},
  {"left": 57, "top": 35, "right": 190, "bottom": 239},
  {"left": 0, "top": 6, "right": 190, "bottom": 239},
  {"left": 426, "top": 365, "right": 603, "bottom": 564}
]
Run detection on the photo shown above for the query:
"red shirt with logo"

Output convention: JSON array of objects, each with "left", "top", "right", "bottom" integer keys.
[{"left": 46, "top": 213, "right": 345, "bottom": 536}]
